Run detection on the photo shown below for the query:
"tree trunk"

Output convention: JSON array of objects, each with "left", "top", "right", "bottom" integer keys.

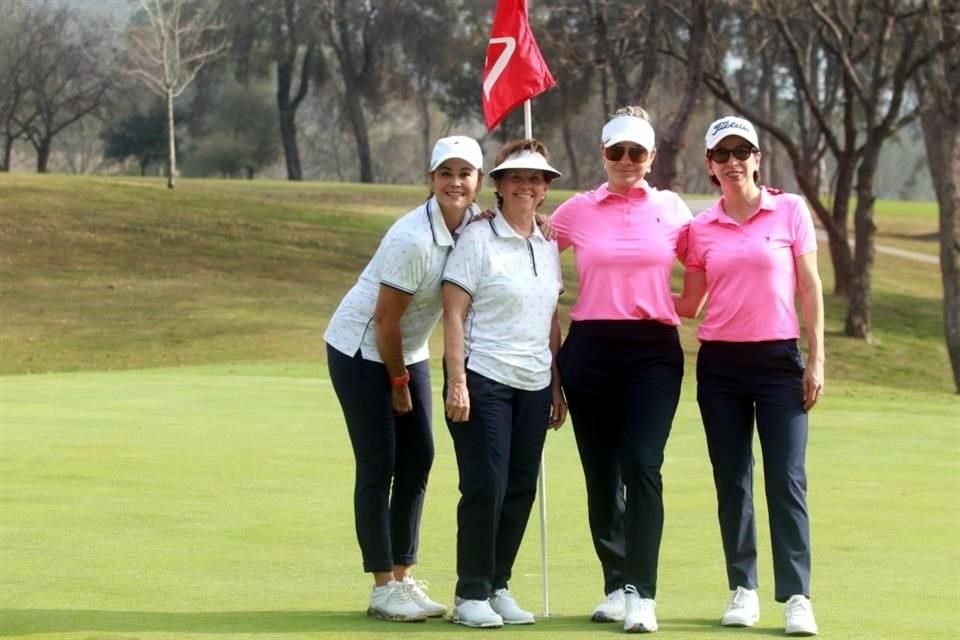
[
  {"left": 35, "top": 137, "right": 51, "bottom": 173},
  {"left": 344, "top": 88, "right": 373, "bottom": 183},
  {"left": 1, "top": 133, "right": 12, "bottom": 171},
  {"left": 829, "top": 155, "right": 857, "bottom": 296},
  {"left": 276, "top": 59, "right": 303, "bottom": 181},
  {"left": 417, "top": 77, "right": 431, "bottom": 170},
  {"left": 648, "top": 141, "right": 680, "bottom": 190},
  {"left": 921, "top": 106, "right": 960, "bottom": 392},
  {"left": 844, "top": 146, "right": 881, "bottom": 340},
  {"left": 278, "top": 104, "right": 302, "bottom": 181},
  {"left": 561, "top": 108, "right": 580, "bottom": 189},
  {"left": 166, "top": 89, "right": 176, "bottom": 189}
]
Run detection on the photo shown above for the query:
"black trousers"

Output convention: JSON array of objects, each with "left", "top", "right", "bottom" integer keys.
[
  {"left": 696, "top": 340, "right": 812, "bottom": 602},
  {"left": 327, "top": 344, "right": 434, "bottom": 573},
  {"left": 444, "top": 369, "right": 551, "bottom": 600},
  {"left": 557, "top": 320, "right": 684, "bottom": 599}
]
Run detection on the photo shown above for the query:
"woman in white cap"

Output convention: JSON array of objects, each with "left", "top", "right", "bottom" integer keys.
[
  {"left": 676, "top": 115, "right": 824, "bottom": 636},
  {"left": 442, "top": 138, "right": 567, "bottom": 628},
  {"left": 324, "top": 135, "right": 484, "bottom": 622},
  {"left": 549, "top": 106, "right": 692, "bottom": 633}
]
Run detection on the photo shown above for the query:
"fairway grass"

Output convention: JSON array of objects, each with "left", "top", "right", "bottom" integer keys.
[{"left": 1, "top": 365, "right": 958, "bottom": 639}]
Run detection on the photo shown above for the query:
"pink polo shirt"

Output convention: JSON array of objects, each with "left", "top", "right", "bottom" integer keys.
[
  {"left": 685, "top": 187, "right": 817, "bottom": 342},
  {"left": 550, "top": 181, "right": 692, "bottom": 324}
]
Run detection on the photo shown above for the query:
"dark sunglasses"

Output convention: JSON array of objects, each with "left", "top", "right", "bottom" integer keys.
[
  {"left": 708, "top": 145, "right": 756, "bottom": 163},
  {"left": 604, "top": 145, "right": 649, "bottom": 163}
]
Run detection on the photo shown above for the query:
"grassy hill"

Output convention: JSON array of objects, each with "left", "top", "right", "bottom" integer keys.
[{"left": 0, "top": 173, "right": 951, "bottom": 395}]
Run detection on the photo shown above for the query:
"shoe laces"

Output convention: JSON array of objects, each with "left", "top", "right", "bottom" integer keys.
[
  {"left": 387, "top": 582, "right": 414, "bottom": 604},
  {"left": 729, "top": 588, "right": 749, "bottom": 608},
  {"left": 604, "top": 589, "right": 624, "bottom": 603},
  {"left": 624, "top": 585, "right": 639, "bottom": 597},
  {"left": 493, "top": 588, "right": 515, "bottom": 603},
  {"left": 785, "top": 596, "right": 811, "bottom": 617},
  {"left": 404, "top": 577, "right": 431, "bottom": 598}
]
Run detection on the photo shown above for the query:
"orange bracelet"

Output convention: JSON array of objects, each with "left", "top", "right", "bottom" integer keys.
[{"left": 390, "top": 370, "right": 410, "bottom": 388}]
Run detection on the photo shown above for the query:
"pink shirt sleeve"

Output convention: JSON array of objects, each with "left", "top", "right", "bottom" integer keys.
[
  {"left": 792, "top": 196, "right": 817, "bottom": 256},
  {"left": 549, "top": 196, "right": 578, "bottom": 252}
]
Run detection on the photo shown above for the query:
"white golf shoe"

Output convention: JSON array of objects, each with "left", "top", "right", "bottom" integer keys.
[
  {"left": 366, "top": 580, "right": 427, "bottom": 622},
  {"left": 784, "top": 595, "right": 818, "bottom": 636},
  {"left": 623, "top": 585, "right": 658, "bottom": 633},
  {"left": 400, "top": 576, "right": 447, "bottom": 617},
  {"left": 451, "top": 598, "right": 504, "bottom": 628},
  {"left": 490, "top": 588, "right": 535, "bottom": 624},
  {"left": 721, "top": 586, "right": 760, "bottom": 627},
  {"left": 591, "top": 588, "right": 626, "bottom": 622}
]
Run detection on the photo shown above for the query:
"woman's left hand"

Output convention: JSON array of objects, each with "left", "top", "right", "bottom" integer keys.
[
  {"left": 802, "top": 361, "right": 825, "bottom": 411},
  {"left": 548, "top": 386, "right": 566, "bottom": 429}
]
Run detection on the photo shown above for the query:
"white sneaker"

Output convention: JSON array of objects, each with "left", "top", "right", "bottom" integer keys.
[
  {"left": 591, "top": 588, "right": 626, "bottom": 622},
  {"left": 721, "top": 586, "right": 760, "bottom": 627},
  {"left": 490, "top": 588, "right": 535, "bottom": 624},
  {"left": 400, "top": 576, "right": 447, "bottom": 617},
  {"left": 784, "top": 595, "right": 818, "bottom": 636},
  {"left": 623, "top": 585, "right": 658, "bottom": 633},
  {"left": 367, "top": 580, "right": 427, "bottom": 622},
  {"left": 452, "top": 598, "right": 504, "bottom": 628}
]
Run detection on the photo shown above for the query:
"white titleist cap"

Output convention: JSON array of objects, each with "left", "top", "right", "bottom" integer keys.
[
  {"left": 704, "top": 116, "right": 760, "bottom": 151},
  {"left": 601, "top": 115, "right": 655, "bottom": 150},
  {"left": 490, "top": 149, "right": 562, "bottom": 179},
  {"left": 429, "top": 136, "right": 484, "bottom": 171}
]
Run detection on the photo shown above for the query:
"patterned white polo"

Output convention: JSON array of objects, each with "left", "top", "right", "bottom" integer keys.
[
  {"left": 324, "top": 197, "right": 478, "bottom": 364},
  {"left": 443, "top": 210, "right": 564, "bottom": 391}
]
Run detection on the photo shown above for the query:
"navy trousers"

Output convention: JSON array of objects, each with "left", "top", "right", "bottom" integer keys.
[
  {"left": 444, "top": 369, "right": 551, "bottom": 600},
  {"left": 696, "top": 340, "right": 812, "bottom": 602},
  {"left": 327, "top": 344, "right": 434, "bottom": 573},
  {"left": 557, "top": 320, "right": 684, "bottom": 599}
]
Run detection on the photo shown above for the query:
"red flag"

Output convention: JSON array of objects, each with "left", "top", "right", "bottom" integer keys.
[{"left": 482, "top": 0, "right": 556, "bottom": 132}]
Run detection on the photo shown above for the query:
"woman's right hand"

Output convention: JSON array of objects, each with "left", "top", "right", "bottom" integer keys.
[
  {"left": 445, "top": 377, "right": 470, "bottom": 423},
  {"left": 391, "top": 385, "right": 413, "bottom": 415},
  {"left": 535, "top": 213, "right": 557, "bottom": 240}
]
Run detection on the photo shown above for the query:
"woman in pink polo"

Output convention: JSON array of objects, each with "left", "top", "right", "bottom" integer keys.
[
  {"left": 676, "top": 116, "right": 825, "bottom": 637},
  {"left": 550, "top": 106, "right": 692, "bottom": 633}
]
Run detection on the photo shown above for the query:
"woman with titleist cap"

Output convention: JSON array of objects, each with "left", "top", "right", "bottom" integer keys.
[
  {"left": 549, "top": 106, "right": 692, "bottom": 633},
  {"left": 443, "top": 138, "right": 566, "bottom": 628},
  {"left": 324, "top": 135, "right": 484, "bottom": 623},
  {"left": 676, "top": 115, "right": 824, "bottom": 636}
]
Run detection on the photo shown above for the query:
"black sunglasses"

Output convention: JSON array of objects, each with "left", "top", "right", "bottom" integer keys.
[
  {"left": 604, "top": 145, "right": 649, "bottom": 163},
  {"left": 708, "top": 145, "right": 756, "bottom": 163}
]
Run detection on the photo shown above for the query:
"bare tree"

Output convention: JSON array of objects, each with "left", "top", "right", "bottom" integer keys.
[
  {"left": 917, "top": 1, "right": 960, "bottom": 392},
  {"left": 228, "top": 0, "right": 326, "bottom": 181},
  {"left": 704, "top": 1, "right": 943, "bottom": 341},
  {"left": 123, "top": 0, "right": 227, "bottom": 188},
  {"left": 323, "top": 0, "right": 392, "bottom": 183},
  {"left": 10, "top": 1, "right": 110, "bottom": 173},
  {"left": 0, "top": 1, "right": 35, "bottom": 171},
  {"left": 647, "top": 0, "right": 710, "bottom": 190}
]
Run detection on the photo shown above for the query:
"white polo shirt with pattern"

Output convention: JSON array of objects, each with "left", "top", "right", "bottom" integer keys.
[
  {"left": 443, "top": 210, "right": 564, "bottom": 391},
  {"left": 324, "top": 196, "right": 478, "bottom": 365}
]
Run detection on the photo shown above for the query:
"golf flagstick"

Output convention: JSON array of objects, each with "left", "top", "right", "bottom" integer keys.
[
  {"left": 538, "top": 447, "right": 550, "bottom": 616},
  {"left": 521, "top": 90, "right": 553, "bottom": 618}
]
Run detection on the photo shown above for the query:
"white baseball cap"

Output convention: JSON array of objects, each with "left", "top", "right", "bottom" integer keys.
[
  {"left": 429, "top": 135, "right": 484, "bottom": 171},
  {"left": 704, "top": 116, "right": 760, "bottom": 151},
  {"left": 489, "top": 149, "right": 562, "bottom": 180},
  {"left": 601, "top": 115, "right": 656, "bottom": 150}
]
